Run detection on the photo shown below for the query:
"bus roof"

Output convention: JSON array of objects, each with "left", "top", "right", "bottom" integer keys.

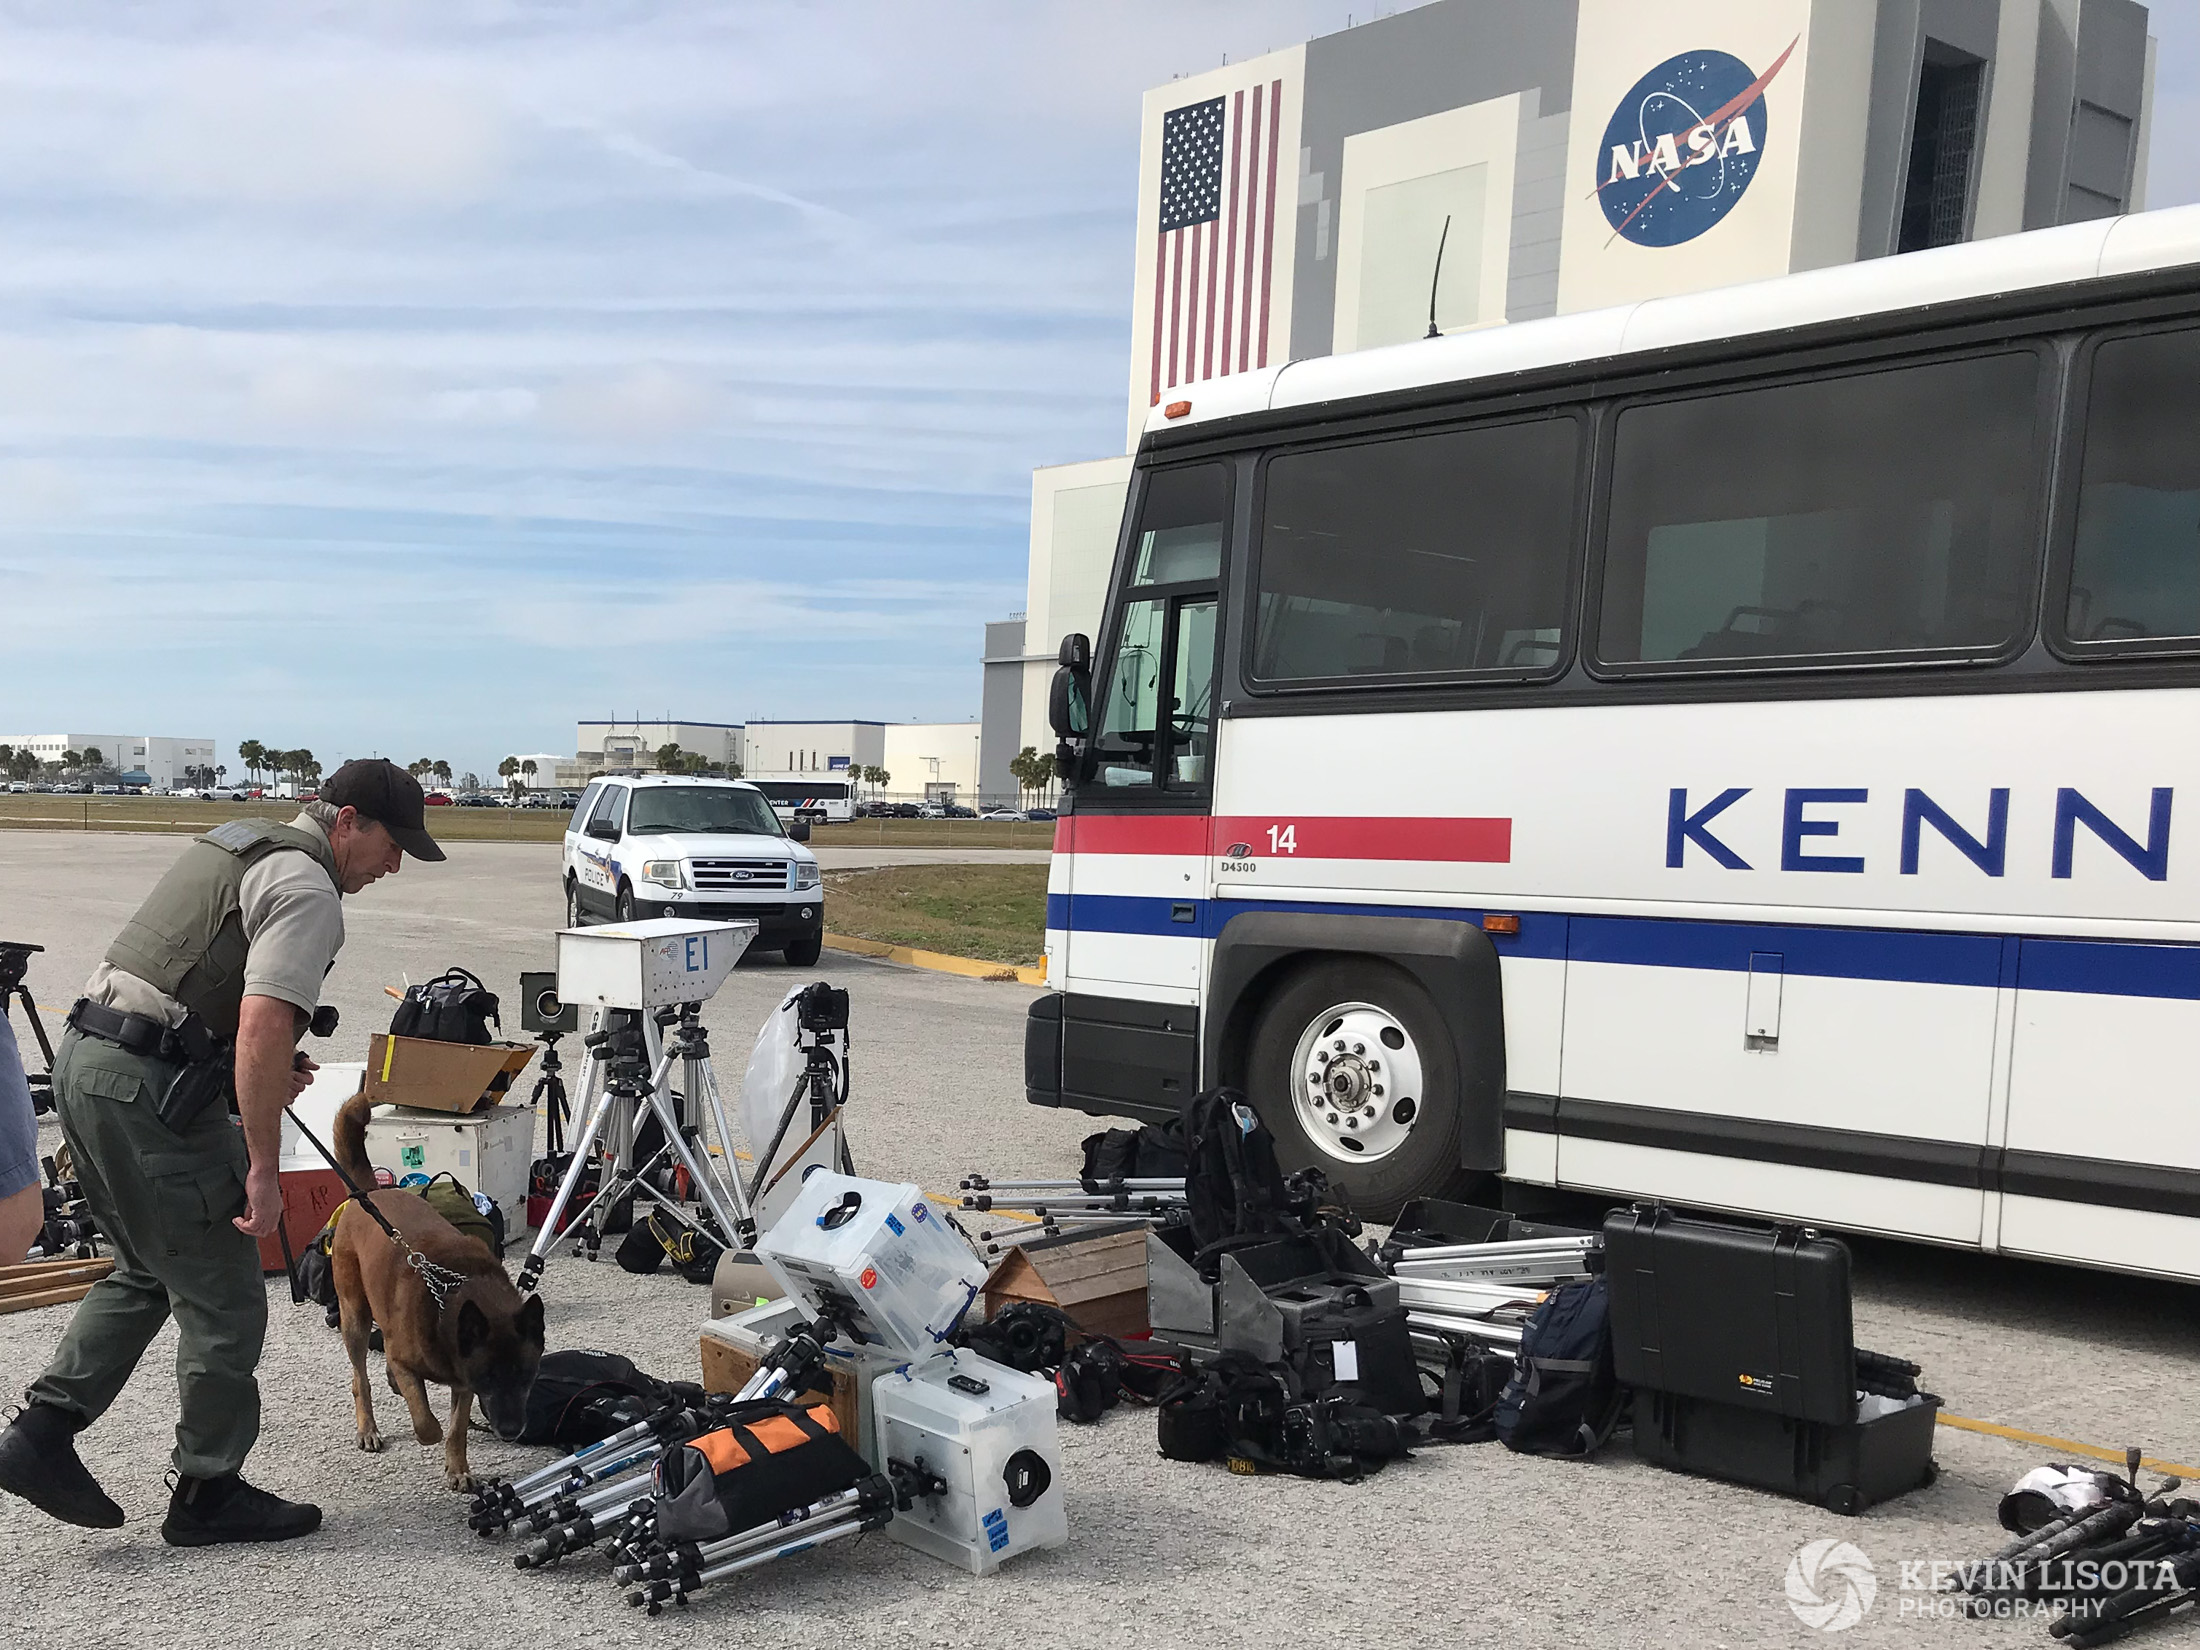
[{"left": 1142, "top": 204, "right": 2200, "bottom": 440}]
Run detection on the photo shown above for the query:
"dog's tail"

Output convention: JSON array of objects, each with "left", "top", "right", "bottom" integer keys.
[{"left": 332, "top": 1089, "right": 377, "bottom": 1188}]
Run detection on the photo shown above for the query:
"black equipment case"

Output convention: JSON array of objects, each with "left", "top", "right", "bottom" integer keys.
[{"left": 1603, "top": 1205, "right": 1938, "bottom": 1514}]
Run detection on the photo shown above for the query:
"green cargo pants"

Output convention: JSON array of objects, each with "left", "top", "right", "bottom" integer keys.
[{"left": 26, "top": 1029, "right": 267, "bottom": 1478}]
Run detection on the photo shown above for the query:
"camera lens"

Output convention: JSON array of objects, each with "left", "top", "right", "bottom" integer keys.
[{"left": 535, "top": 990, "right": 563, "bottom": 1022}]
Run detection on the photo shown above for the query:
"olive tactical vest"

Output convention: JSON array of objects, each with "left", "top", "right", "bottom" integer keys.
[{"left": 102, "top": 818, "right": 340, "bottom": 1039}]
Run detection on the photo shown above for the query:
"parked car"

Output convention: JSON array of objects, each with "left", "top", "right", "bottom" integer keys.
[
  {"left": 893, "top": 802, "right": 921, "bottom": 819},
  {"left": 93, "top": 785, "right": 122, "bottom": 795},
  {"left": 1024, "top": 807, "right": 1057, "bottom": 822},
  {"left": 943, "top": 805, "right": 976, "bottom": 819},
  {"left": 424, "top": 791, "right": 453, "bottom": 806},
  {"left": 979, "top": 808, "right": 1022, "bottom": 821},
  {"left": 5, "top": 781, "right": 27, "bottom": 793},
  {"left": 205, "top": 787, "right": 241, "bottom": 801}
]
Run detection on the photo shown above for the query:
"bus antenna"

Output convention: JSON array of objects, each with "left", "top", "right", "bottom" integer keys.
[{"left": 1425, "top": 214, "right": 1452, "bottom": 340}]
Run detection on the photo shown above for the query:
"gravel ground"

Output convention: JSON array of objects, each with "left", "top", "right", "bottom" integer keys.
[{"left": 3, "top": 833, "right": 2198, "bottom": 1649}]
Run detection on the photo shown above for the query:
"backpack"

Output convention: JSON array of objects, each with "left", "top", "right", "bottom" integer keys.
[
  {"left": 1180, "top": 1088, "right": 1300, "bottom": 1265},
  {"left": 516, "top": 1350, "right": 681, "bottom": 1447},
  {"left": 389, "top": 968, "right": 501, "bottom": 1046},
  {"left": 1492, "top": 1276, "right": 1626, "bottom": 1457},
  {"left": 653, "top": 1400, "right": 872, "bottom": 1543},
  {"left": 1420, "top": 1334, "right": 1514, "bottom": 1444}
]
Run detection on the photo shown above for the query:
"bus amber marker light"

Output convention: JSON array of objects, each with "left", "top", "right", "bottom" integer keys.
[
  {"left": 1164, "top": 400, "right": 1192, "bottom": 419},
  {"left": 1481, "top": 914, "right": 1521, "bottom": 935}
]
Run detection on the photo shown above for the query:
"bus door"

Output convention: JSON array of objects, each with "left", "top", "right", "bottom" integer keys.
[{"left": 1050, "top": 463, "right": 1225, "bottom": 1123}]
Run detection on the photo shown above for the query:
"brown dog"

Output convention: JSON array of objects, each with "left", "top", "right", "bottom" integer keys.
[{"left": 328, "top": 1091, "right": 546, "bottom": 1490}]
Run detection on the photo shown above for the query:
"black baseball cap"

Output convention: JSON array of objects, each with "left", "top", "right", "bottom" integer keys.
[{"left": 322, "top": 758, "right": 447, "bottom": 862}]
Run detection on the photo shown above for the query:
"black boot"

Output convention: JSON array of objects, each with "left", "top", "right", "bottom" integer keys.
[
  {"left": 0, "top": 1403, "right": 124, "bottom": 1528},
  {"left": 160, "top": 1471, "right": 321, "bottom": 1547}
]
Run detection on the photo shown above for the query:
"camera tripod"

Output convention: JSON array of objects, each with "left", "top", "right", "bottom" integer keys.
[
  {"left": 530, "top": 1030, "right": 570, "bottom": 1158},
  {"left": 516, "top": 1002, "right": 755, "bottom": 1293},
  {"left": 1, "top": 941, "right": 55, "bottom": 1115}
]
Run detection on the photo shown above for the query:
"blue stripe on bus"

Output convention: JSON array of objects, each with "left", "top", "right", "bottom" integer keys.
[{"left": 1044, "top": 893, "right": 2200, "bottom": 999}]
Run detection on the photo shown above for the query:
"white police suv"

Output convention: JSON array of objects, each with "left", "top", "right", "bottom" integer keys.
[{"left": 562, "top": 775, "right": 825, "bottom": 965}]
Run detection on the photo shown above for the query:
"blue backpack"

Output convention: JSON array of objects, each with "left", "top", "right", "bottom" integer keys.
[{"left": 1492, "top": 1276, "right": 1627, "bottom": 1457}]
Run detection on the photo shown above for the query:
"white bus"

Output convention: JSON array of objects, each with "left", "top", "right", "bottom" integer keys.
[
  {"left": 1030, "top": 205, "right": 2200, "bottom": 1280},
  {"left": 747, "top": 778, "right": 855, "bottom": 826}
]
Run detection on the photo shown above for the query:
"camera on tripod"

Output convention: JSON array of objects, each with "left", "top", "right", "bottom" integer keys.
[
  {"left": 795, "top": 982, "right": 849, "bottom": 1036},
  {"left": 0, "top": 940, "right": 39, "bottom": 996},
  {"left": 519, "top": 970, "right": 580, "bottom": 1035}
]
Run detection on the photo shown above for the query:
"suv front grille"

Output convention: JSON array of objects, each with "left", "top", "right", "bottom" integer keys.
[{"left": 690, "top": 858, "right": 792, "bottom": 890}]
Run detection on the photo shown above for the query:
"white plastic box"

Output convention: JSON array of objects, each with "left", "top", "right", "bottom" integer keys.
[
  {"left": 360, "top": 1104, "right": 535, "bottom": 1227},
  {"left": 754, "top": 1172, "right": 988, "bottom": 1360},
  {"left": 555, "top": 918, "right": 755, "bottom": 1012},
  {"left": 873, "top": 1349, "right": 1068, "bottom": 1575}
]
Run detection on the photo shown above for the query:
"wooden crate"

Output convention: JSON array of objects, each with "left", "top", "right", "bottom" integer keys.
[
  {"left": 698, "top": 1332, "right": 863, "bottom": 1445},
  {"left": 982, "top": 1222, "right": 1149, "bottom": 1340}
]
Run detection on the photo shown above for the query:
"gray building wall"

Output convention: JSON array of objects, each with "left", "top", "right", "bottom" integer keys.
[
  {"left": 1289, "top": 0, "right": 1578, "bottom": 360},
  {"left": 979, "top": 616, "right": 1027, "bottom": 805},
  {"left": 2026, "top": 0, "right": 2149, "bottom": 227}
]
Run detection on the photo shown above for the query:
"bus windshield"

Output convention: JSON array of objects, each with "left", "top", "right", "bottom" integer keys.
[{"left": 625, "top": 787, "right": 783, "bottom": 837}]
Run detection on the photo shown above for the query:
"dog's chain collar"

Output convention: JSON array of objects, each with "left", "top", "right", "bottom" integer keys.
[{"left": 388, "top": 1227, "right": 471, "bottom": 1311}]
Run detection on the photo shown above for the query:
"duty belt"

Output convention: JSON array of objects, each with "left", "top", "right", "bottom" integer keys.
[{"left": 67, "top": 998, "right": 221, "bottom": 1066}]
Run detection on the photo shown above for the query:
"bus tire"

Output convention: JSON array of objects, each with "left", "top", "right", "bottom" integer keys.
[{"left": 1246, "top": 956, "right": 1469, "bottom": 1220}]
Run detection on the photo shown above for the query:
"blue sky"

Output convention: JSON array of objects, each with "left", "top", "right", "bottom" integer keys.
[{"left": 0, "top": 2, "right": 2192, "bottom": 783}]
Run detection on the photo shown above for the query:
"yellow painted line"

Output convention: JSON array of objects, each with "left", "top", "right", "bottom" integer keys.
[
  {"left": 1936, "top": 1412, "right": 2200, "bottom": 1479},
  {"left": 822, "top": 932, "right": 1044, "bottom": 986}
]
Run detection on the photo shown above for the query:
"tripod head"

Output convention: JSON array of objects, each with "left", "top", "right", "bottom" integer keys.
[{"left": 0, "top": 940, "right": 39, "bottom": 996}]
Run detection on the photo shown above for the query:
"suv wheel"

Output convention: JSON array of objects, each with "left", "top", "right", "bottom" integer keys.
[
  {"left": 614, "top": 883, "right": 637, "bottom": 924},
  {"left": 565, "top": 877, "right": 586, "bottom": 928},
  {"left": 782, "top": 928, "right": 823, "bottom": 967}
]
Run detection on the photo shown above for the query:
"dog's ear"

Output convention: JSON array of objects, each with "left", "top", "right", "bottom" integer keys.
[
  {"left": 457, "top": 1300, "right": 489, "bottom": 1358},
  {"left": 517, "top": 1291, "right": 545, "bottom": 1348}
]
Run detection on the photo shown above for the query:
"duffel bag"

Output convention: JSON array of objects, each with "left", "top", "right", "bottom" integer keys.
[{"left": 653, "top": 1401, "right": 871, "bottom": 1543}]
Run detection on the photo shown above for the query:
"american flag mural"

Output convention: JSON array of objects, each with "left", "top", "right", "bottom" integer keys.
[{"left": 1149, "top": 78, "right": 1285, "bottom": 406}]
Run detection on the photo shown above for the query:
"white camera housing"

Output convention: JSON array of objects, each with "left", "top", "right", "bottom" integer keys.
[{"left": 555, "top": 918, "right": 755, "bottom": 1011}]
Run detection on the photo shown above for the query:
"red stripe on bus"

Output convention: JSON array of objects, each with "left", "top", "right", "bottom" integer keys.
[
  {"left": 1214, "top": 816, "right": 1511, "bottom": 863},
  {"left": 1052, "top": 814, "right": 1211, "bottom": 855},
  {"left": 1052, "top": 814, "right": 1511, "bottom": 862}
]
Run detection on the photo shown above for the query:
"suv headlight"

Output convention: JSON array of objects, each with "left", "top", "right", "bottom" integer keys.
[
  {"left": 640, "top": 859, "right": 684, "bottom": 889},
  {"left": 793, "top": 860, "right": 820, "bottom": 890}
]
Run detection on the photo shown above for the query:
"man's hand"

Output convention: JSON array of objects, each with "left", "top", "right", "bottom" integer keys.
[
  {"left": 290, "top": 1051, "right": 319, "bottom": 1099},
  {"left": 234, "top": 1162, "right": 283, "bottom": 1239}
]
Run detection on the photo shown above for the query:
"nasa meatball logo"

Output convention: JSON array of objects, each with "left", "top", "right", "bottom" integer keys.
[{"left": 1597, "top": 38, "right": 1795, "bottom": 247}]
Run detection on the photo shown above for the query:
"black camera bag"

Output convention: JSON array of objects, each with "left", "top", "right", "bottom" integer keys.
[
  {"left": 389, "top": 968, "right": 500, "bottom": 1045},
  {"left": 654, "top": 1400, "right": 870, "bottom": 1543},
  {"left": 1492, "top": 1275, "right": 1626, "bottom": 1458},
  {"left": 516, "top": 1350, "right": 680, "bottom": 1447}
]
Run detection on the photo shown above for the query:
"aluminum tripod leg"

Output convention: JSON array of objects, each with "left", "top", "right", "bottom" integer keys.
[
  {"left": 688, "top": 1049, "right": 754, "bottom": 1242},
  {"left": 520, "top": 1051, "right": 616, "bottom": 1284}
]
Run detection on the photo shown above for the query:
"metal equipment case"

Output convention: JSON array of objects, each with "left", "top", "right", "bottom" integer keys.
[
  {"left": 755, "top": 1173, "right": 988, "bottom": 1359},
  {"left": 872, "top": 1350, "right": 1067, "bottom": 1576},
  {"left": 1603, "top": 1206, "right": 1938, "bottom": 1514}
]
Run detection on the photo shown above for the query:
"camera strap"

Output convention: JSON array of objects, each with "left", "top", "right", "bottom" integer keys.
[{"left": 282, "top": 1104, "right": 471, "bottom": 1310}]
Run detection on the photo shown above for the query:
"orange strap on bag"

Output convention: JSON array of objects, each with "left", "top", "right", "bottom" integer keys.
[{"left": 693, "top": 1403, "right": 840, "bottom": 1475}]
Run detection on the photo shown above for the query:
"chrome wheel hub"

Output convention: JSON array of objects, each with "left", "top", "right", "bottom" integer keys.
[{"left": 1289, "top": 1001, "right": 1424, "bottom": 1165}]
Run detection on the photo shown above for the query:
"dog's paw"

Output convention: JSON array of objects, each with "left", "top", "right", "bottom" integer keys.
[
  {"left": 356, "top": 1423, "right": 385, "bottom": 1453},
  {"left": 446, "top": 1467, "right": 478, "bottom": 1494}
]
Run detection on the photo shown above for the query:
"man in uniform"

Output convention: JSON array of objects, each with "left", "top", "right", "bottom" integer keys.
[{"left": 0, "top": 759, "right": 444, "bottom": 1545}]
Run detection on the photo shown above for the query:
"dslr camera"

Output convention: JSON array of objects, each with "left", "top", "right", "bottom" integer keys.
[
  {"left": 795, "top": 981, "right": 849, "bottom": 1036},
  {"left": 519, "top": 970, "right": 580, "bottom": 1035}
]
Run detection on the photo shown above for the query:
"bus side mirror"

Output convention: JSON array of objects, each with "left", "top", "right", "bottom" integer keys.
[{"left": 1049, "top": 634, "right": 1091, "bottom": 743}]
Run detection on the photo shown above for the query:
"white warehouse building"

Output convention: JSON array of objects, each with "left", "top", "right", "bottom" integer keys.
[{"left": 1, "top": 732, "right": 218, "bottom": 790}]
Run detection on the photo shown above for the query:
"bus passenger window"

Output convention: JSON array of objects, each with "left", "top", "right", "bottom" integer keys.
[
  {"left": 1252, "top": 417, "right": 1577, "bottom": 685},
  {"left": 1598, "top": 353, "right": 2039, "bottom": 670},
  {"left": 2066, "top": 329, "right": 2200, "bottom": 647}
]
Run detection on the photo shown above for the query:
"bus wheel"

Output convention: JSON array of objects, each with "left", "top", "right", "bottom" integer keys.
[{"left": 1248, "top": 957, "right": 1466, "bottom": 1220}]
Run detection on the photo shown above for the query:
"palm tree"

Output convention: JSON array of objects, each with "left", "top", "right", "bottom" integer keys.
[
  {"left": 654, "top": 743, "right": 682, "bottom": 774},
  {"left": 498, "top": 756, "right": 521, "bottom": 798},
  {"left": 238, "top": 740, "right": 266, "bottom": 784},
  {"left": 432, "top": 760, "right": 452, "bottom": 788},
  {"left": 520, "top": 759, "right": 539, "bottom": 791}
]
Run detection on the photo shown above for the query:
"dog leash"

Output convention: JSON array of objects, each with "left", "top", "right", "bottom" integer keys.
[{"left": 283, "top": 1104, "right": 471, "bottom": 1310}]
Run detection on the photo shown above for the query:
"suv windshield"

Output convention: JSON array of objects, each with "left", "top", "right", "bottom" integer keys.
[{"left": 625, "top": 786, "right": 784, "bottom": 837}]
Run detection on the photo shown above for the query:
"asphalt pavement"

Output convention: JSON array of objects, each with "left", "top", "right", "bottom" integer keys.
[{"left": 2, "top": 831, "right": 2197, "bottom": 1649}]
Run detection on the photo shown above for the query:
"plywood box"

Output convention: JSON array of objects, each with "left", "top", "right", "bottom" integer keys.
[
  {"left": 363, "top": 1034, "right": 536, "bottom": 1115},
  {"left": 258, "top": 1168, "right": 349, "bottom": 1274},
  {"left": 982, "top": 1222, "right": 1149, "bottom": 1340}
]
